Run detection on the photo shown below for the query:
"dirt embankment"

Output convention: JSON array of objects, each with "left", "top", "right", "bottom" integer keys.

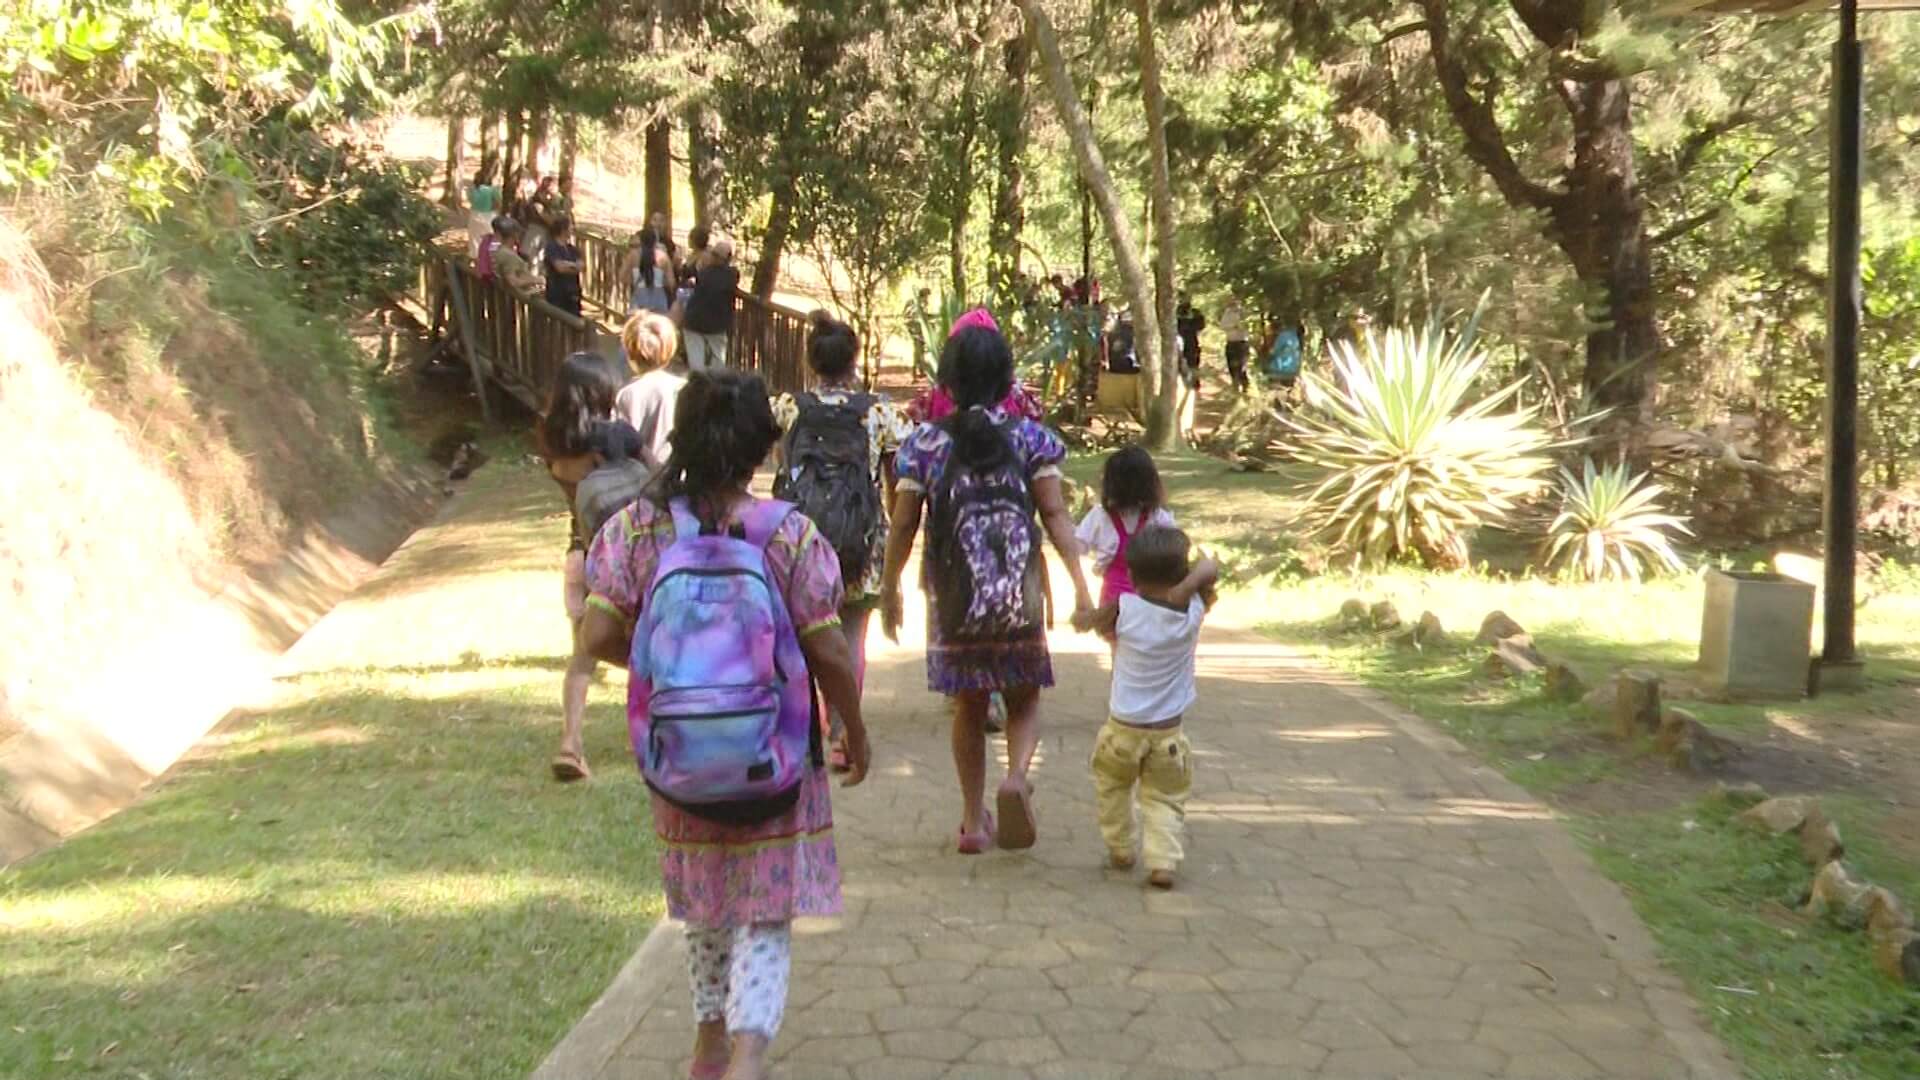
[{"left": 0, "top": 223, "right": 440, "bottom": 862}]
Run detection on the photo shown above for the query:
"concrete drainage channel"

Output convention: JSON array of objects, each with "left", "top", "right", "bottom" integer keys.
[{"left": 0, "top": 467, "right": 445, "bottom": 865}]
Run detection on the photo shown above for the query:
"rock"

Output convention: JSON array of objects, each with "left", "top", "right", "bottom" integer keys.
[
  {"left": 1496, "top": 633, "right": 1548, "bottom": 666},
  {"left": 1740, "top": 796, "right": 1812, "bottom": 835},
  {"left": 1800, "top": 802, "right": 1846, "bottom": 867},
  {"left": 1338, "top": 598, "right": 1370, "bottom": 630},
  {"left": 1369, "top": 601, "right": 1402, "bottom": 631},
  {"left": 1415, "top": 611, "right": 1449, "bottom": 650},
  {"left": 1580, "top": 678, "right": 1620, "bottom": 721},
  {"left": 1544, "top": 662, "right": 1587, "bottom": 703},
  {"left": 1612, "top": 670, "right": 1663, "bottom": 740},
  {"left": 1803, "top": 861, "right": 1875, "bottom": 928},
  {"left": 1867, "top": 890, "right": 1914, "bottom": 935},
  {"left": 1485, "top": 640, "right": 1545, "bottom": 678},
  {"left": 1708, "top": 780, "right": 1770, "bottom": 808},
  {"left": 1656, "top": 709, "right": 1738, "bottom": 774},
  {"left": 1871, "top": 926, "right": 1920, "bottom": 984},
  {"left": 1475, "top": 610, "right": 1527, "bottom": 646}
]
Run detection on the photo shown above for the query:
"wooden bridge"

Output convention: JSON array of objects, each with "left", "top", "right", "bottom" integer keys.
[{"left": 422, "top": 220, "right": 811, "bottom": 421}]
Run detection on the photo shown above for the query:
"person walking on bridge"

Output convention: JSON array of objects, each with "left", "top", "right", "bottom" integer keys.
[
  {"left": 682, "top": 238, "right": 740, "bottom": 370},
  {"left": 623, "top": 226, "right": 676, "bottom": 317}
]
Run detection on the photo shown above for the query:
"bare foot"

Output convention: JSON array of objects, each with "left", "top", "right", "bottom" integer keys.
[
  {"left": 724, "top": 1032, "right": 771, "bottom": 1080},
  {"left": 689, "top": 1019, "right": 727, "bottom": 1078},
  {"left": 1107, "top": 851, "right": 1136, "bottom": 871}
]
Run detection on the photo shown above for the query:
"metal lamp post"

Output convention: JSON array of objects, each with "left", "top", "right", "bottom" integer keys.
[{"left": 1667, "top": 0, "right": 1918, "bottom": 692}]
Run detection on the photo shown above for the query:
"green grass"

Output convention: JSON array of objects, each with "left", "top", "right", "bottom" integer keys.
[
  {"left": 1084, "top": 446, "right": 1920, "bottom": 1077},
  {"left": 0, "top": 461, "right": 661, "bottom": 1080}
]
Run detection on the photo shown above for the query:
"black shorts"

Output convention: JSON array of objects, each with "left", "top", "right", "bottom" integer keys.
[{"left": 1225, "top": 341, "right": 1250, "bottom": 370}]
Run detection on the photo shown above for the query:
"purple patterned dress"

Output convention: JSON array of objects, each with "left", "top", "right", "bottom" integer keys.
[
  {"left": 893, "top": 412, "right": 1067, "bottom": 695},
  {"left": 585, "top": 497, "right": 846, "bottom": 927}
]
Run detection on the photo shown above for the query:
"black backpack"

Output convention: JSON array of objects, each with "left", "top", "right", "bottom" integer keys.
[
  {"left": 925, "top": 422, "right": 1046, "bottom": 642},
  {"left": 774, "top": 392, "right": 883, "bottom": 586}
]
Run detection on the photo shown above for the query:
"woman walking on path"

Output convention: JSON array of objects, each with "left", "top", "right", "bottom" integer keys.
[
  {"left": 538, "top": 352, "right": 643, "bottom": 781},
  {"left": 880, "top": 317, "right": 1094, "bottom": 854},
  {"left": 582, "top": 371, "right": 869, "bottom": 1080},
  {"left": 773, "top": 313, "right": 912, "bottom": 772},
  {"left": 622, "top": 226, "right": 676, "bottom": 316}
]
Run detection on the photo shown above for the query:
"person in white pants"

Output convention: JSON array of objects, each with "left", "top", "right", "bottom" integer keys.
[{"left": 682, "top": 237, "right": 740, "bottom": 371}]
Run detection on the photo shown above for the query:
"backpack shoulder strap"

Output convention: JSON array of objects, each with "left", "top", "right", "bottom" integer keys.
[
  {"left": 742, "top": 499, "right": 796, "bottom": 550},
  {"left": 665, "top": 497, "right": 704, "bottom": 544}
]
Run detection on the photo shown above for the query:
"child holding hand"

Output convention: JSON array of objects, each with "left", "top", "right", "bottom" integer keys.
[{"left": 1074, "top": 526, "right": 1218, "bottom": 889}]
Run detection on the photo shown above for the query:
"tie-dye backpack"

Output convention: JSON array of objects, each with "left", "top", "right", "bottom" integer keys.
[{"left": 628, "top": 498, "right": 819, "bottom": 822}]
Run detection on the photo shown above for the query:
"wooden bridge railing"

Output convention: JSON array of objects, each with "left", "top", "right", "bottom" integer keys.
[
  {"left": 421, "top": 256, "right": 614, "bottom": 420},
  {"left": 574, "top": 221, "right": 810, "bottom": 397}
]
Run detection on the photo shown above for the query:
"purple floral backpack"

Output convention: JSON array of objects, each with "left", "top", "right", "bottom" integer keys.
[
  {"left": 628, "top": 498, "right": 819, "bottom": 822},
  {"left": 926, "top": 423, "right": 1047, "bottom": 641}
]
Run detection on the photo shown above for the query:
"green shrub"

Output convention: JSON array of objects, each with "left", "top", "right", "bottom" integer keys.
[
  {"left": 1545, "top": 458, "right": 1691, "bottom": 581},
  {"left": 1283, "top": 309, "right": 1555, "bottom": 568}
]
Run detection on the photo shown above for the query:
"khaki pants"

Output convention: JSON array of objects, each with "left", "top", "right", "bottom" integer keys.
[{"left": 1091, "top": 718, "right": 1192, "bottom": 872}]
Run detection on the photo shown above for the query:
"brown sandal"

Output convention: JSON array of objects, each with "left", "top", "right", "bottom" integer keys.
[{"left": 551, "top": 750, "right": 590, "bottom": 782}]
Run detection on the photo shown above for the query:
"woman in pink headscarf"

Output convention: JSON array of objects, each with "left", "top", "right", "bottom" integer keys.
[{"left": 906, "top": 309, "right": 1044, "bottom": 424}]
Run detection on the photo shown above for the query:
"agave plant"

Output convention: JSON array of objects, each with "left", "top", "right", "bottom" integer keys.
[
  {"left": 1546, "top": 459, "right": 1692, "bottom": 581},
  {"left": 1283, "top": 311, "right": 1556, "bottom": 568}
]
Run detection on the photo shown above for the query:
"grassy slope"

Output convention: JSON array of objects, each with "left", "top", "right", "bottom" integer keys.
[
  {"left": 1067, "top": 445, "right": 1920, "bottom": 1079},
  {"left": 0, "top": 459, "right": 661, "bottom": 1080}
]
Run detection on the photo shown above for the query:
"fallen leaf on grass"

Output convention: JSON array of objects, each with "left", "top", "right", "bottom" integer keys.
[{"left": 98, "top": 1041, "right": 120, "bottom": 1057}]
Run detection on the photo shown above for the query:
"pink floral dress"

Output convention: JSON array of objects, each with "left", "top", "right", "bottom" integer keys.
[{"left": 585, "top": 497, "right": 846, "bottom": 926}]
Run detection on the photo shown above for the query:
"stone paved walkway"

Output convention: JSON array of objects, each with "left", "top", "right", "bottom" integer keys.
[{"left": 539, "top": 612, "right": 1740, "bottom": 1080}]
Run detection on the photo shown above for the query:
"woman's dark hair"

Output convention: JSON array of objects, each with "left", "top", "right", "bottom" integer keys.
[
  {"left": 936, "top": 324, "right": 1017, "bottom": 473},
  {"left": 1124, "top": 525, "right": 1191, "bottom": 589},
  {"left": 636, "top": 227, "right": 660, "bottom": 287},
  {"left": 1101, "top": 445, "right": 1164, "bottom": 518},
  {"left": 551, "top": 214, "right": 573, "bottom": 238},
  {"left": 541, "top": 351, "right": 623, "bottom": 459},
  {"left": 651, "top": 370, "right": 781, "bottom": 512},
  {"left": 688, "top": 224, "right": 711, "bottom": 252},
  {"left": 807, "top": 311, "right": 859, "bottom": 380}
]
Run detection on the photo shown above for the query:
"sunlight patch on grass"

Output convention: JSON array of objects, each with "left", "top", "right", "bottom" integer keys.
[{"left": 0, "top": 461, "right": 663, "bottom": 1080}]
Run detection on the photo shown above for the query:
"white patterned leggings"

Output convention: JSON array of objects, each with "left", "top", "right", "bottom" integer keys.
[{"left": 685, "top": 922, "right": 792, "bottom": 1038}]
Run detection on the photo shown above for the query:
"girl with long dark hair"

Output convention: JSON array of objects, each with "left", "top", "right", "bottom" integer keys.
[
  {"left": 580, "top": 370, "right": 869, "bottom": 1080},
  {"left": 622, "top": 226, "right": 676, "bottom": 315},
  {"left": 879, "top": 319, "right": 1093, "bottom": 854},
  {"left": 538, "top": 352, "right": 641, "bottom": 781}
]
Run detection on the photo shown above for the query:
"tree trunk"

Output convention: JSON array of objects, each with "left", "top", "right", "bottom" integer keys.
[
  {"left": 558, "top": 113, "right": 578, "bottom": 180},
  {"left": 645, "top": 116, "right": 673, "bottom": 229},
  {"left": 503, "top": 110, "right": 524, "bottom": 191},
  {"left": 1421, "top": 0, "right": 1658, "bottom": 425},
  {"left": 688, "top": 101, "right": 726, "bottom": 227},
  {"left": 1553, "top": 79, "right": 1658, "bottom": 423},
  {"left": 949, "top": 184, "right": 968, "bottom": 302},
  {"left": 442, "top": 112, "right": 465, "bottom": 208},
  {"left": 527, "top": 110, "right": 549, "bottom": 176},
  {"left": 1018, "top": 0, "right": 1166, "bottom": 438},
  {"left": 752, "top": 177, "right": 797, "bottom": 300},
  {"left": 1134, "top": 0, "right": 1180, "bottom": 449},
  {"left": 989, "top": 26, "right": 1031, "bottom": 313},
  {"left": 478, "top": 111, "right": 500, "bottom": 185}
]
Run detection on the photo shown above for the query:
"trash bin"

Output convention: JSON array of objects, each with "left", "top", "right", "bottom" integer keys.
[{"left": 1699, "top": 570, "right": 1816, "bottom": 698}]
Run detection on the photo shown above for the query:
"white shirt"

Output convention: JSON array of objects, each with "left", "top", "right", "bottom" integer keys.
[
  {"left": 615, "top": 369, "right": 687, "bottom": 472},
  {"left": 1075, "top": 506, "right": 1176, "bottom": 574},
  {"left": 1109, "top": 594, "right": 1206, "bottom": 727}
]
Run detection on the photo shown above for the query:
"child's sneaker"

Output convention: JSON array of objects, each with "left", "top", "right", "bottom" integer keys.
[{"left": 1147, "top": 868, "right": 1175, "bottom": 890}]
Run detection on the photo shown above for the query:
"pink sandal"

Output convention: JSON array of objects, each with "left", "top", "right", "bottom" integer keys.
[
  {"left": 996, "top": 777, "right": 1037, "bottom": 850},
  {"left": 957, "top": 811, "right": 996, "bottom": 855}
]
